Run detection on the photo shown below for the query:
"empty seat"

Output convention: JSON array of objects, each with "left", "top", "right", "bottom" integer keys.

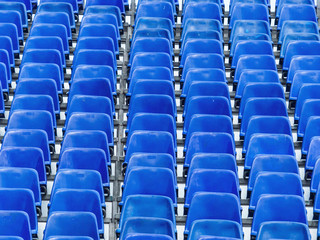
[
  {"left": 0, "top": 211, "right": 31, "bottom": 240},
  {"left": 276, "top": 0, "right": 314, "bottom": 18},
  {"left": 0, "top": 23, "right": 19, "bottom": 55},
  {"left": 0, "top": 63, "right": 8, "bottom": 95},
  {"left": 47, "top": 237, "right": 93, "bottom": 240},
  {"left": 302, "top": 116, "right": 320, "bottom": 155},
  {"left": 124, "top": 234, "right": 173, "bottom": 240},
  {"left": 1, "top": 0, "right": 32, "bottom": 13},
  {"left": 0, "top": 36, "right": 14, "bottom": 68},
  {"left": 0, "top": 11, "right": 22, "bottom": 42},
  {"left": 132, "top": 29, "right": 172, "bottom": 47},
  {"left": 0, "top": 2, "right": 27, "bottom": 29},
  {"left": 298, "top": 99, "right": 320, "bottom": 138},
  {"left": 44, "top": 212, "right": 99, "bottom": 240},
  {"left": 129, "top": 67, "right": 173, "bottom": 88},
  {"left": 85, "top": 6, "right": 123, "bottom": 30},
  {"left": 85, "top": 0, "right": 125, "bottom": 15},
  {"left": 0, "top": 49, "right": 11, "bottom": 85},
  {"left": 305, "top": 136, "right": 320, "bottom": 173}
]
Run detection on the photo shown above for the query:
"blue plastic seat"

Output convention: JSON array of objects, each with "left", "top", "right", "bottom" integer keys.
[
  {"left": 0, "top": 49, "right": 11, "bottom": 85},
  {"left": 0, "top": 2, "right": 27, "bottom": 29},
  {"left": 235, "top": 70, "right": 279, "bottom": 106},
  {"left": 132, "top": 28, "right": 172, "bottom": 46},
  {"left": 251, "top": 195, "right": 308, "bottom": 237},
  {"left": 257, "top": 222, "right": 310, "bottom": 240},
  {"left": 184, "top": 133, "right": 235, "bottom": 169},
  {"left": 19, "top": 63, "right": 62, "bottom": 94},
  {"left": 1, "top": 0, "right": 31, "bottom": 13},
  {"left": 60, "top": 131, "right": 110, "bottom": 166},
  {"left": 229, "top": 0, "right": 268, "bottom": 13},
  {"left": 231, "top": 41, "right": 273, "bottom": 70},
  {"left": 117, "top": 195, "right": 175, "bottom": 234},
  {"left": 44, "top": 212, "right": 99, "bottom": 240},
  {"left": 126, "top": 95, "right": 175, "bottom": 131},
  {"left": 124, "top": 234, "right": 173, "bottom": 240},
  {"left": 313, "top": 183, "right": 320, "bottom": 218},
  {"left": 240, "top": 98, "right": 287, "bottom": 137},
  {"left": 0, "top": 237, "right": 23, "bottom": 240},
  {"left": 15, "top": 78, "right": 60, "bottom": 114},
  {"left": 29, "top": 24, "right": 69, "bottom": 55},
  {"left": 65, "top": 113, "right": 113, "bottom": 147},
  {"left": 298, "top": 99, "right": 320, "bottom": 138},
  {"left": 188, "top": 220, "right": 243, "bottom": 240},
  {"left": 245, "top": 134, "right": 295, "bottom": 173},
  {"left": 0, "top": 36, "right": 14, "bottom": 68},
  {"left": 0, "top": 167, "right": 41, "bottom": 208},
  {"left": 120, "top": 167, "right": 177, "bottom": 207},
  {"left": 78, "top": 24, "right": 119, "bottom": 55},
  {"left": 47, "top": 237, "right": 93, "bottom": 240},
  {"left": 10, "top": 94, "right": 56, "bottom": 129},
  {"left": 0, "top": 63, "right": 8, "bottom": 95},
  {"left": 185, "top": 115, "right": 234, "bottom": 152},
  {"left": 305, "top": 136, "right": 320, "bottom": 173},
  {"left": 84, "top": 6, "right": 123, "bottom": 30},
  {"left": 238, "top": 83, "right": 285, "bottom": 120},
  {"left": 302, "top": 117, "right": 320, "bottom": 155},
  {"left": 7, "top": 111, "right": 54, "bottom": 145},
  {"left": 234, "top": 55, "right": 277, "bottom": 84},
  {"left": 243, "top": 116, "right": 292, "bottom": 155},
  {"left": 0, "top": 23, "right": 19, "bottom": 55},
  {"left": 120, "top": 217, "right": 175, "bottom": 240},
  {"left": 185, "top": 192, "right": 242, "bottom": 236},
  {"left": 181, "top": 69, "right": 226, "bottom": 98},
  {"left": 183, "top": 96, "right": 231, "bottom": 135},
  {"left": 181, "top": 54, "right": 225, "bottom": 83},
  {"left": 276, "top": 0, "right": 314, "bottom": 18},
  {"left": 85, "top": 0, "right": 125, "bottom": 15},
  {"left": 40, "top": 0, "right": 79, "bottom": 14},
  {"left": 49, "top": 169, "right": 105, "bottom": 209},
  {"left": 124, "top": 131, "right": 175, "bottom": 164},
  {"left": 278, "top": 4, "right": 317, "bottom": 30},
  {"left": 0, "top": 211, "right": 31, "bottom": 240},
  {"left": 0, "top": 11, "right": 23, "bottom": 41},
  {"left": 2, "top": 129, "right": 51, "bottom": 168},
  {"left": 49, "top": 189, "right": 104, "bottom": 235},
  {"left": 309, "top": 159, "right": 320, "bottom": 195}
]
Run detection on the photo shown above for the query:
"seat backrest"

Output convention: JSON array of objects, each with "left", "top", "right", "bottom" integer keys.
[
  {"left": 290, "top": 70, "right": 320, "bottom": 101},
  {"left": 0, "top": 210, "right": 31, "bottom": 240}
]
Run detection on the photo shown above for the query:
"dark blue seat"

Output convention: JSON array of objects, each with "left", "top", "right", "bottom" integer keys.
[
  {"left": 120, "top": 217, "right": 175, "bottom": 240},
  {"left": 49, "top": 189, "right": 104, "bottom": 235},
  {"left": 60, "top": 131, "right": 110, "bottom": 166},
  {"left": 183, "top": 96, "right": 231, "bottom": 135},
  {"left": 240, "top": 98, "right": 287, "bottom": 137},
  {"left": 302, "top": 117, "right": 320, "bottom": 156},
  {"left": 0, "top": 49, "right": 11, "bottom": 85},
  {"left": 134, "top": 18, "right": 174, "bottom": 41},
  {"left": 2, "top": 129, "right": 51, "bottom": 168},
  {"left": 278, "top": 4, "right": 317, "bottom": 30},
  {"left": 298, "top": 99, "right": 320, "bottom": 138},
  {"left": 0, "top": 10, "right": 23, "bottom": 41},
  {"left": 181, "top": 69, "right": 226, "bottom": 98},
  {"left": 44, "top": 212, "right": 99, "bottom": 240},
  {"left": 120, "top": 167, "right": 177, "bottom": 207},
  {"left": 305, "top": 136, "right": 320, "bottom": 173},
  {"left": 0, "top": 36, "right": 14, "bottom": 68},
  {"left": 49, "top": 169, "right": 105, "bottom": 209},
  {"left": 188, "top": 220, "right": 243, "bottom": 240},
  {"left": 185, "top": 192, "right": 242, "bottom": 236},
  {"left": 29, "top": 24, "right": 69, "bottom": 55},
  {"left": 234, "top": 55, "right": 277, "bottom": 84},
  {"left": 85, "top": 0, "right": 125, "bottom": 15},
  {"left": 40, "top": 0, "right": 79, "bottom": 14},
  {"left": 184, "top": 133, "right": 235, "bottom": 169},
  {"left": 251, "top": 195, "right": 308, "bottom": 237},
  {"left": 0, "top": 23, "right": 19, "bottom": 55},
  {"left": 85, "top": 6, "right": 123, "bottom": 30},
  {"left": 0, "top": 211, "right": 31, "bottom": 240},
  {"left": 0, "top": 167, "right": 41, "bottom": 209},
  {"left": 245, "top": 134, "right": 295, "bottom": 174},
  {"left": 117, "top": 195, "right": 175, "bottom": 234},
  {"left": 181, "top": 54, "right": 225, "bottom": 83},
  {"left": 243, "top": 116, "right": 292, "bottom": 155},
  {"left": 0, "top": 2, "right": 27, "bottom": 29},
  {"left": 0, "top": 189, "right": 37, "bottom": 235},
  {"left": 65, "top": 113, "right": 113, "bottom": 147},
  {"left": 7, "top": 111, "right": 54, "bottom": 145},
  {"left": 185, "top": 115, "right": 234, "bottom": 152}
]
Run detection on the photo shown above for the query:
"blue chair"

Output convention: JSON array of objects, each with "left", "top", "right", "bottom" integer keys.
[
  {"left": 60, "top": 131, "right": 110, "bottom": 166},
  {"left": 181, "top": 54, "right": 225, "bottom": 83},
  {"left": 302, "top": 117, "right": 320, "bottom": 155},
  {"left": 276, "top": 0, "right": 314, "bottom": 18},
  {"left": 124, "top": 131, "right": 175, "bottom": 164},
  {"left": 0, "top": 49, "right": 11, "bottom": 85},
  {"left": 240, "top": 98, "right": 287, "bottom": 137},
  {"left": 49, "top": 169, "right": 105, "bottom": 209},
  {"left": 181, "top": 69, "right": 226, "bottom": 98},
  {"left": 0, "top": 167, "right": 41, "bottom": 209},
  {"left": 245, "top": 134, "right": 295, "bottom": 174},
  {"left": 84, "top": 6, "right": 123, "bottom": 30},
  {"left": 24, "top": 36, "right": 66, "bottom": 68},
  {"left": 129, "top": 67, "right": 173, "bottom": 88},
  {"left": 229, "top": 0, "right": 269, "bottom": 13},
  {"left": 1, "top": 0, "right": 32, "bottom": 13},
  {"left": 188, "top": 220, "right": 243, "bottom": 240},
  {"left": 0, "top": 23, "right": 19, "bottom": 55},
  {"left": 0, "top": 211, "right": 31, "bottom": 240},
  {"left": 137, "top": 0, "right": 176, "bottom": 16},
  {"left": 117, "top": 195, "right": 175, "bottom": 234},
  {"left": 235, "top": 70, "right": 279, "bottom": 107},
  {"left": 183, "top": 96, "right": 231, "bottom": 135},
  {"left": 65, "top": 113, "right": 113, "bottom": 147},
  {"left": 19, "top": 63, "right": 62, "bottom": 94},
  {"left": 184, "top": 133, "right": 235, "bottom": 169},
  {"left": 49, "top": 189, "right": 104, "bottom": 235},
  {"left": 15, "top": 78, "right": 60, "bottom": 114},
  {"left": 0, "top": 11, "right": 23, "bottom": 41},
  {"left": 298, "top": 99, "right": 320, "bottom": 138},
  {"left": 0, "top": 63, "right": 8, "bottom": 96},
  {"left": 310, "top": 159, "right": 320, "bottom": 196},
  {"left": 2, "top": 129, "right": 51, "bottom": 169},
  {"left": 0, "top": 237, "right": 23, "bottom": 240},
  {"left": 47, "top": 237, "right": 93, "bottom": 240},
  {"left": 185, "top": 192, "right": 242, "bottom": 236},
  {"left": 0, "top": 2, "right": 28, "bottom": 29},
  {"left": 134, "top": 17, "right": 173, "bottom": 41},
  {"left": 243, "top": 116, "right": 292, "bottom": 155},
  {"left": 120, "top": 217, "right": 175, "bottom": 240},
  {"left": 29, "top": 24, "right": 69, "bottom": 55},
  {"left": 10, "top": 94, "right": 56, "bottom": 129},
  {"left": 124, "top": 234, "right": 173, "bottom": 240},
  {"left": 278, "top": 4, "right": 317, "bottom": 30},
  {"left": 120, "top": 167, "right": 177, "bottom": 208},
  {"left": 234, "top": 55, "right": 277, "bottom": 84},
  {"left": 257, "top": 222, "right": 310, "bottom": 240},
  {"left": 44, "top": 212, "right": 99, "bottom": 240},
  {"left": 305, "top": 136, "right": 320, "bottom": 174},
  {"left": 7, "top": 111, "right": 54, "bottom": 145},
  {"left": 251, "top": 195, "right": 308, "bottom": 237},
  {"left": 185, "top": 115, "right": 234, "bottom": 152},
  {"left": 41, "top": 0, "right": 79, "bottom": 14},
  {"left": 0, "top": 36, "right": 14, "bottom": 68},
  {"left": 59, "top": 148, "right": 109, "bottom": 189},
  {"left": 132, "top": 29, "right": 172, "bottom": 47},
  {"left": 85, "top": 0, "right": 125, "bottom": 15}
]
